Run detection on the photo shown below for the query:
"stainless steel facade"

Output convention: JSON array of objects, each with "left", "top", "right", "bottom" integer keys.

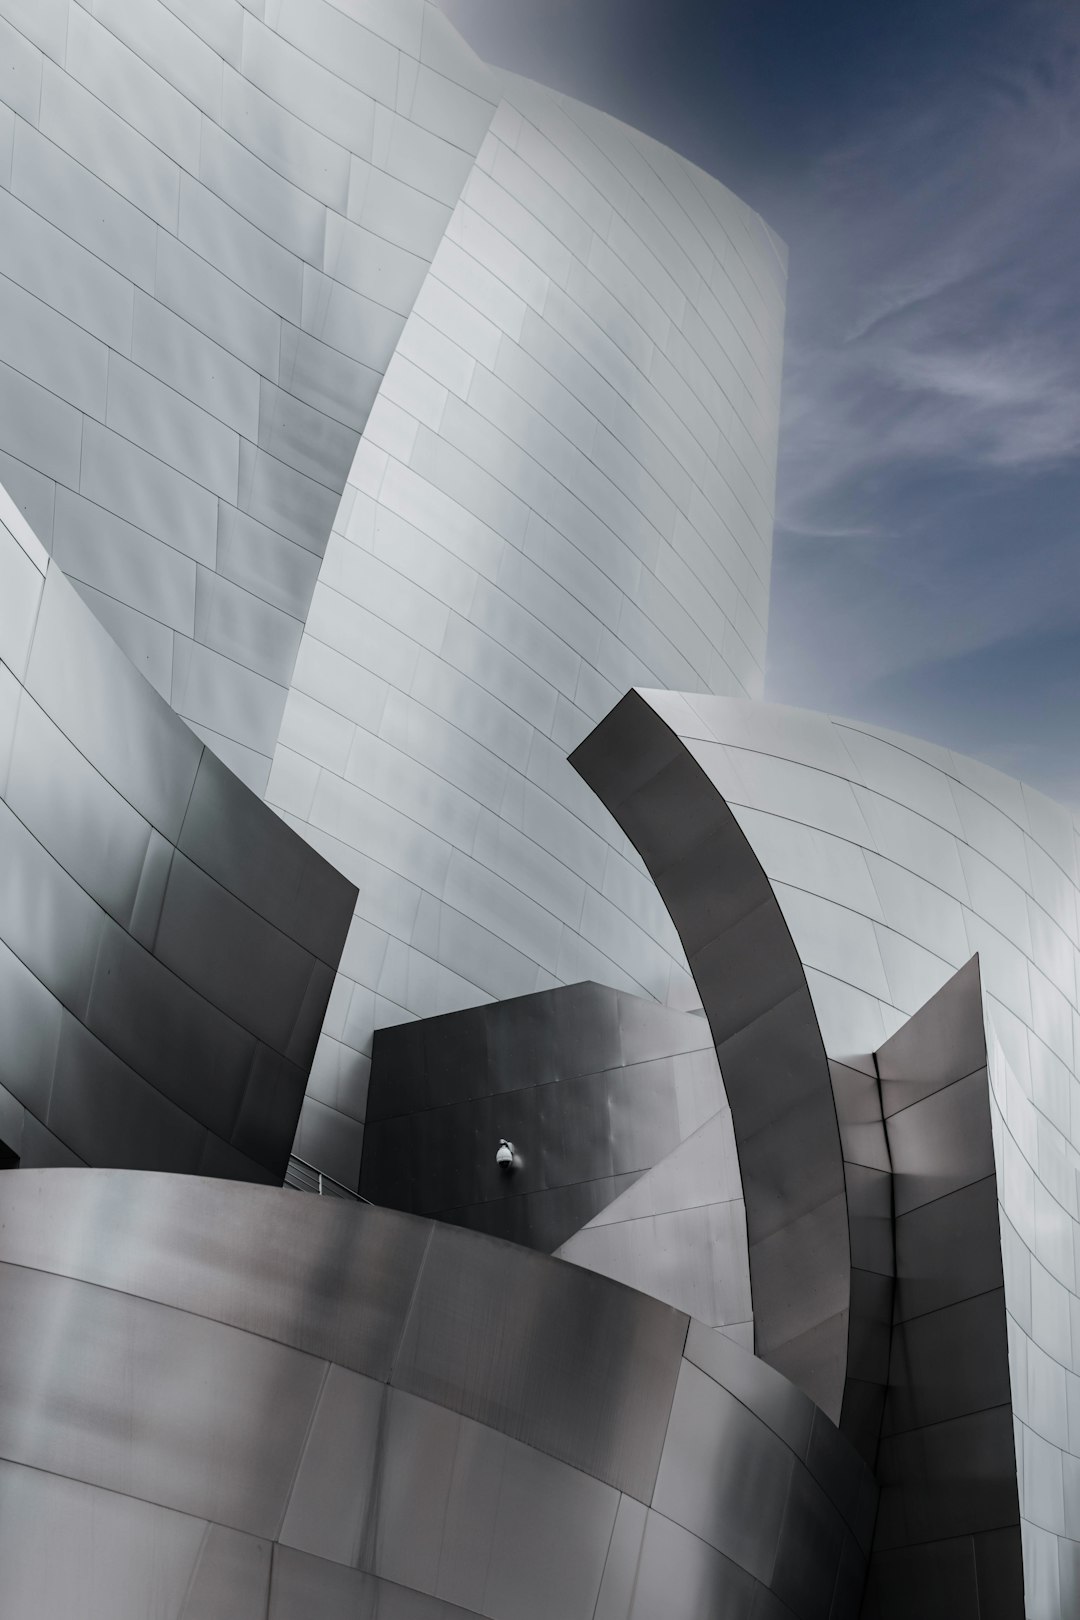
[
  {"left": 0, "top": 484, "right": 356, "bottom": 1179},
  {"left": 0, "top": 0, "right": 497, "bottom": 794},
  {"left": 362, "top": 980, "right": 753, "bottom": 1332},
  {"left": 264, "top": 68, "right": 786, "bottom": 1188},
  {"left": 571, "top": 688, "right": 851, "bottom": 1416},
  {"left": 573, "top": 687, "right": 1080, "bottom": 1616},
  {"left": 1, "top": 2, "right": 1071, "bottom": 1613},
  {"left": 0, "top": 0, "right": 785, "bottom": 1192},
  {"left": 864, "top": 956, "right": 1023, "bottom": 1617},
  {"left": 0, "top": 1167, "right": 875, "bottom": 1620}
]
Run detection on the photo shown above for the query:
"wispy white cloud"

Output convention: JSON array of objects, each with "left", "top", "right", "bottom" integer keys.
[{"left": 777, "top": 1, "right": 1080, "bottom": 536}]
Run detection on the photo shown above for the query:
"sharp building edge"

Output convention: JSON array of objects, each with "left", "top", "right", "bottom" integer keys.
[{"left": 0, "top": 2, "right": 1071, "bottom": 1616}]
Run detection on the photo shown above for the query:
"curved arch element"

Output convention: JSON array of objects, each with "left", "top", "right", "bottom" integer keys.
[
  {"left": 0, "top": 1166, "right": 875, "bottom": 1620},
  {"left": 0, "top": 484, "right": 356, "bottom": 1180},
  {"left": 570, "top": 687, "right": 850, "bottom": 1416}
]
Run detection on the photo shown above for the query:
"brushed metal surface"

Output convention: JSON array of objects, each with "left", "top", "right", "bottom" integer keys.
[
  {"left": 272, "top": 70, "right": 786, "bottom": 1190},
  {"left": 0, "top": 495, "right": 356, "bottom": 1180},
  {"left": 570, "top": 687, "right": 850, "bottom": 1416},
  {"left": 0, "top": 1165, "right": 871, "bottom": 1620},
  {"left": 0, "top": 0, "right": 499, "bottom": 791},
  {"left": 361, "top": 981, "right": 729, "bottom": 1264},
  {"left": 392, "top": 1218, "right": 687, "bottom": 1501},
  {"left": 626, "top": 694, "right": 1060, "bottom": 1613}
]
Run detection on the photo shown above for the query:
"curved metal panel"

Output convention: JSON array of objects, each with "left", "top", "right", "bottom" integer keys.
[
  {"left": 0, "top": 0, "right": 498, "bottom": 791},
  {"left": 360, "top": 981, "right": 730, "bottom": 1247},
  {"left": 570, "top": 687, "right": 849, "bottom": 1415},
  {"left": 0, "top": 0, "right": 787, "bottom": 1198},
  {"left": 0, "top": 1165, "right": 871, "bottom": 1620},
  {"left": 392, "top": 1219, "right": 687, "bottom": 1501},
  {"left": 610, "top": 692, "right": 1068, "bottom": 1613},
  {"left": 269, "top": 75, "right": 787, "bottom": 1190},
  {"left": 0, "top": 490, "right": 356, "bottom": 1179},
  {"left": 862, "top": 957, "right": 1023, "bottom": 1617}
]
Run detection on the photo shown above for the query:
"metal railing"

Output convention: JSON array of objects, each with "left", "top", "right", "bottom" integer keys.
[{"left": 284, "top": 1154, "right": 372, "bottom": 1204}]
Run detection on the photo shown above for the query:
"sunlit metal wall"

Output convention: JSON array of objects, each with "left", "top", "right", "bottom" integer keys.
[
  {"left": 0, "top": 483, "right": 355, "bottom": 1179},
  {"left": 0, "top": 0, "right": 496, "bottom": 791},
  {"left": 269, "top": 73, "right": 786, "bottom": 1185},
  {"left": 598, "top": 690, "right": 1080, "bottom": 1617},
  {"left": 0, "top": 1167, "right": 875, "bottom": 1620},
  {"left": 0, "top": 0, "right": 786, "bottom": 1192}
]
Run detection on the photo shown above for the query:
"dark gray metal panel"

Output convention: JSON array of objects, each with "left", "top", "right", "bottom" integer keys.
[
  {"left": 0, "top": 1168, "right": 431, "bottom": 1379},
  {"left": 362, "top": 979, "right": 724, "bottom": 1258},
  {"left": 830, "top": 1532, "right": 871, "bottom": 1620},
  {"left": 875, "top": 954, "right": 986, "bottom": 1114},
  {"left": 805, "top": 1406, "right": 880, "bottom": 1556},
  {"left": 391, "top": 1219, "right": 688, "bottom": 1500},
  {"left": 830, "top": 1059, "right": 890, "bottom": 1176},
  {"left": 652, "top": 1359, "right": 794, "bottom": 1583},
  {"left": 153, "top": 849, "right": 320, "bottom": 1055},
  {"left": 683, "top": 1319, "right": 815, "bottom": 1459},
  {"left": 0, "top": 1456, "right": 208, "bottom": 1620},
  {"left": 594, "top": 1496, "right": 649, "bottom": 1620},
  {"left": 571, "top": 690, "right": 850, "bottom": 1418},
  {"left": 442, "top": 1400, "right": 620, "bottom": 1620},
  {"left": 83, "top": 914, "right": 256, "bottom": 1141},
  {"left": 886, "top": 1067, "right": 995, "bottom": 1218},
  {"left": 0, "top": 1163, "right": 867, "bottom": 1620},
  {"left": 840, "top": 1267, "right": 892, "bottom": 1465},
  {"left": 177, "top": 746, "right": 354, "bottom": 966},
  {"left": 875, "top": 1405, "right": 1020, "bottom": 1546},
  {"left": 860, "top": 1538, "right": 981, "bottom": 1620},
  {"left": 771, "top": 1464, "right": 849, "bottom": 1620},
  {"left": 892, "top": 1176, "right": 1003, "bottom": 1321},
  {"left": 270, "top": 1545, "right": 486, "bottom": 1619},
  {"left": 436, "top": 1171, "right": 643, "bottom": 1256},
  {"left": 180, "top": 1524, "right": 273, "bottom": 1620},
  {"left": 650, "top": 1334, "right": 875, "bottom": 1620},
  {"left": 46, "top": 1010, "right": 210, "bottom": 1170},
  {"left": 973, "top": 1526, "right": 1028, "bottom": 1620},
  {"left": 0, "top": 506, "right": 357, "bottom": 1182},
  {"left": 628, "top": 1511, "right": 759, "bottom": 1620},
  {"left": 863, "top": 1527, "right": 1025, "bottom": 1620},
  {"left": 557, "top": 1190, "right": 752, "bottom": 1329},
  {"left": 0, "top": 1261, "right": 326, "bottom": 1538},
  {"left": 277, "top": 1364, "right": 385, "bottom": 1565},
  {"left": 884, "top": 1289, "right": 1013, "bottom": 1435},
  {"left": 859, "top": 956, "right": 1022, "bottom": 1617}
]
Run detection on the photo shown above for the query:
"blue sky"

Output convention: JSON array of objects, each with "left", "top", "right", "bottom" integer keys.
[{"left": 440, "top": 0, "right": 1080, "bottom": 807}]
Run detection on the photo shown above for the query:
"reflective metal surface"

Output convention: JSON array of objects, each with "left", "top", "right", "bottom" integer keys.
[
  {"left": 862, "top": 959, "right": 1022, "bottom": 1614},
  {"left": 0, "top": 0, "right": 789, "bottom": 1194},
  {"left": 0, "top": 1166, "right": 872, "bottom": 1620},
  {"left": 361, "top": 981, "right": 737, "bottom": 1259},
  {"left": 266, "top": 69, "right": 786, "bottom": 1190},
  {"left": 10, "top": 3, "right": 1073, "bottom": 1607},
  {"left": 0, "top": 488, "right": 356, "bottom": 1180},
  {"left": 587, "top": 691, "right": 1077, "bottom": 1614},
  {"left": 570, "top": 688, "right": 850, "bottom": 1415},
  {"left": 830, "top": 1055, "right": 894, "bottom": 1463},
  {"left": 0, "top": 0, "right": 499, "bottom": 793}
]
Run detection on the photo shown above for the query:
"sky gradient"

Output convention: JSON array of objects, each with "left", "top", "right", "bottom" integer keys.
[{"left": 440, "top": 0, "right": 1080, "bottom": 807}]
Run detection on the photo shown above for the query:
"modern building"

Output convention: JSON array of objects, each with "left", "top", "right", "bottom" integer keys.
[{"left": 0, "top": 2, "right": 1073, "bottom": 1616}]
